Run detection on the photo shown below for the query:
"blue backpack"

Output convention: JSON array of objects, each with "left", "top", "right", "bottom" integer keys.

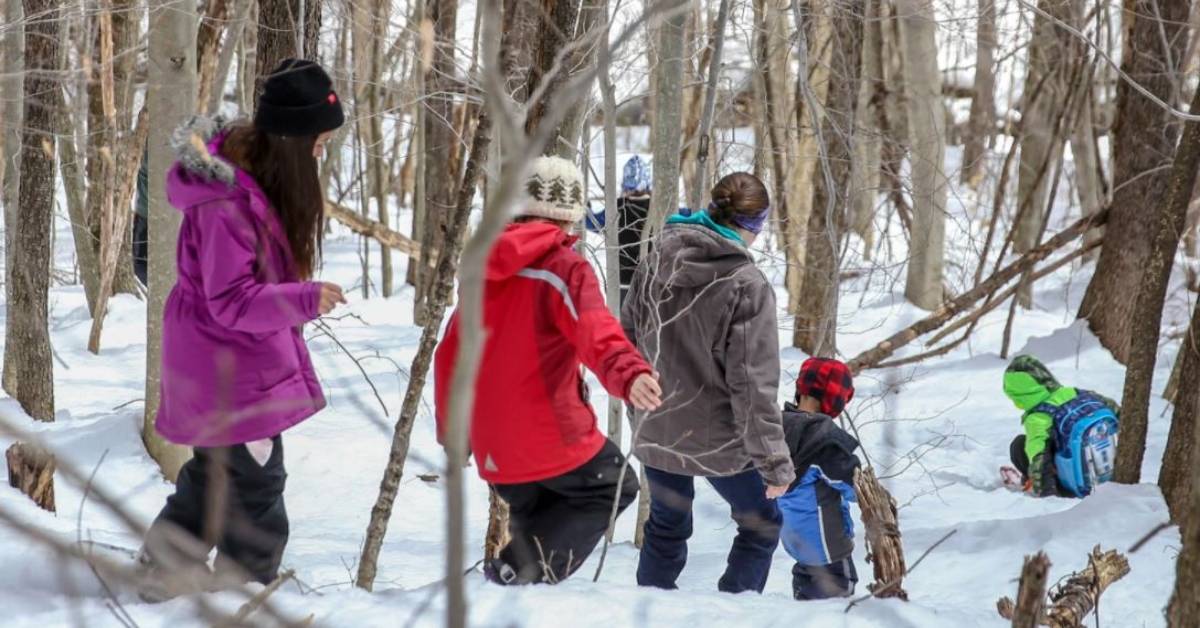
[{"left": 1031, "top": 391, "right": 1119, "bottom": 497}]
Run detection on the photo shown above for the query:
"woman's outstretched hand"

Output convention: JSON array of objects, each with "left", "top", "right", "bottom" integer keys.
[
  {"left": 318, "top": 282, "right": 347, "bottom": 315},
  {"left": 628, "top": 372, "right": 663, "bottom": 411},
  {"left": 765, "top": 484, "right": 789, "bottom": 500}
]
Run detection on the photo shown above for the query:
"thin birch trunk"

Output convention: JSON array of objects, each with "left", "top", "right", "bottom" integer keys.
[
  {"left": 144, "top": 0, "right": 199, "bottom": 480},
  {"left": 961, "top": 0, "right": 995, "bottom": 187},
  {"left": 898, "top": 0, "right": 946, "bottom": 311}
]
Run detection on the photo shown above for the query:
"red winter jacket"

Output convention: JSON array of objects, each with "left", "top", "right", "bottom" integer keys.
[{"left": 434, "top": 222, "right": 652, "bottom": 484}]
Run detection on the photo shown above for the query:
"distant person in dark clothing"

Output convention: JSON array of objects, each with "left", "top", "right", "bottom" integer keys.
[
  {"left": 133, "top": 145, "right": 149, "bottom": 285},
  {"left": 584, "top": 156, "right": 653, "bottom": 305}
]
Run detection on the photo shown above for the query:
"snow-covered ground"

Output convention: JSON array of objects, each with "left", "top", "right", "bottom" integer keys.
[{"left": 0, "top": 139, "right": 1183, "bottom": 627}]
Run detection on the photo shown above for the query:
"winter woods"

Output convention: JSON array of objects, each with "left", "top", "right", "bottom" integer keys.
[{"left": 0, "top": 0, "right": 1198, "bottom": 626}]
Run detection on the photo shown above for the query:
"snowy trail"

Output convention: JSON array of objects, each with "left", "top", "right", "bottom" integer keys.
[{"left": 0, "top": 190, "right": 1182, "bottom": 626}]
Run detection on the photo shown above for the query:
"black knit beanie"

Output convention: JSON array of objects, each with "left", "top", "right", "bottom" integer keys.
[{"left": 254, "top": 59, "right": 345, "bottom": 137}]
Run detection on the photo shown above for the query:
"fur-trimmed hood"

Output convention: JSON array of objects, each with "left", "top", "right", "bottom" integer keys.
[{"left": 165, "top": 115, "right": 246, "bottom": 211}]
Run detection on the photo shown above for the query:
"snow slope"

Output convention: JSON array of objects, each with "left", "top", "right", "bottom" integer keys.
[{"left": 0, "top": 144, "right": 1183, "bottom": 627}]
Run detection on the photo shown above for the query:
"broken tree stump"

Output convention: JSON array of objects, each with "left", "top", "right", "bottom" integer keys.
[
  {"left": 1046, "top": 546, "right": 1130, "bottom": 628},
  {"left": 997, "top": 552, "right": 1051, "bottom": 627},
  {"left": 854, "top": 466, "right": 907, "bottom": 600},
  {"left": 5, "top": 443, "right": 56, "bottom": 512}
]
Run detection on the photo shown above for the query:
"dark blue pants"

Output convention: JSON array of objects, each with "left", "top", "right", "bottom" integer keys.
[
  {"left": 793, "top": 557, "right": 857, "bottom": 600},
  {"left": 637, "top": 465, "right": 782, "bottom": 593}
]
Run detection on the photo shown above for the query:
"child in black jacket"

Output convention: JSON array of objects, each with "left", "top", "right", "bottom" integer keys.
[{"left": 778, "top": 358, "right": 862, "bottom": 600}]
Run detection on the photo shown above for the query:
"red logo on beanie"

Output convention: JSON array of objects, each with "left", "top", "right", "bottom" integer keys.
[{"left": 328, "top": 92, "right": 338, "bottom": 104}]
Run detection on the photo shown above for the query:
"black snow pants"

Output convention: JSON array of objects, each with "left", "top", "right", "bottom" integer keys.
[
  {"left": 493, "top": 438, "right": 639, "bottom": 584},
  {"left": 144, "top": 435, "right": 289, "bottom": 584}
]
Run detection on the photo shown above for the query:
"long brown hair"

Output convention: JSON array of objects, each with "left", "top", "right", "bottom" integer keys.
[
  {"left": 707, "top": 172, "right": 770, "bottom": 226},
  {"left": 221, "top": 124, "right": 324, "bottom": 279}
]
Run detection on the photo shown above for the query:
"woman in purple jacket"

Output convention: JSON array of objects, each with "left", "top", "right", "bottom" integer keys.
[{"left": 139, "top": 59, "right": 346, "bottom": 600}]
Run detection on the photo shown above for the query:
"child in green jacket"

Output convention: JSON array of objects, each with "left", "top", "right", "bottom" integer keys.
[{"left": 1002, "top": 355, "right": 1120, "bottom": 497}]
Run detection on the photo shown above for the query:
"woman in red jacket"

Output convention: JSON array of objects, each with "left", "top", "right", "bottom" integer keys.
[{"left": 434, "top": 156, "right": 661, "bottom": 585}]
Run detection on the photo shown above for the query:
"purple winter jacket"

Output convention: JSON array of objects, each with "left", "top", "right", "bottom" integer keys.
[{"left": 156, "top": 117, "right": 326, "bottom": 447}]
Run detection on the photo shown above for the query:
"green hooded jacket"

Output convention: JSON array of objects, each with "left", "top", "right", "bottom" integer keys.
[{"left": 1002, "top": 355, "right": 1120, "bottom": 496}]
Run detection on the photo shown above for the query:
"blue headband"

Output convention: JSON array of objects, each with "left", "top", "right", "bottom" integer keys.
[{"left": 710, "top": 202, "right": 770, "bottom": 235}]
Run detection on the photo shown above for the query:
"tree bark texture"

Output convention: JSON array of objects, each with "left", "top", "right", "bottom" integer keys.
[
  {"left": 1078, "top": 0, "right": 1188, "bottom": 364},
  {"left": 1114, "top": 84, "right": 1200, "bottom": 484},
  {"left": 5, "top": 442, "right": 55, "bottom": 512},
  {"left": 145, "top": 0, "right": 199, "bottom": 481},
  {"left": 1013, "top": 0, "right": 1077, "bottom": 264},
  {"left": 785, "top": 2, "right": 832, "bottom": 316},
  {"left": 523, "top": 0, "right": 590, "bottom": 158},
  {"left": 6, "top": 0, "right": 61, "bottom": 423},
  {"left": 1167, "top": 392, "right": 1200, "bottom": 626},
  {"left": 854, "top": 467, "right": 907, "bottom": 599},
  {"left": 849, "top": 0, "right": 883, "bottom": 259},
  {"left": 1045, "top": 547, "right": 1129, "bottom": 628},
  {"left": 1009, "top": 552, "right": 1051, "bottom": 628},
  {"left": 961, "top": 0, "right": 995, "bottom": 187},
  {"left": 414, "top": 0, "right": 459, "bottom": 324},
  {"left": 351, "top": 0, "right": 394, "bottom": 297},
  {"left": 1160, "top": 295, "right": 1200, "bottom": 520},
  {"left": 196, "top": 0, "right": 232, "bottom": 114},
  {"left": 646, "top": 3, "right": 686, "bottom": 241},
  {"left": 255, "top": 0, "right": 321, "bottom": 96},
  {"left": 897, "top": 0, "right": 946, "bottom": 311},
  {"left": 793, "top": 0, "right": 863, "bottom": 356},
  {"left": 1, "top": 0, "right": 22, "bottom": 396}
]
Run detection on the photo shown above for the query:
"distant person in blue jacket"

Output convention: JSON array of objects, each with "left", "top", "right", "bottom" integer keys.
[{"left": 779, "top": 357, "right": 861, "bottom": 600}]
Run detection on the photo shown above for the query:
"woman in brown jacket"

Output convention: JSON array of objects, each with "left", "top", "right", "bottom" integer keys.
[{"left": 622, "top": 172, "right": 795, "bottom": 594}]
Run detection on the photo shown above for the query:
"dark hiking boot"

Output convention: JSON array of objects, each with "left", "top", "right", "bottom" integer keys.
[{"left": 482, "top": 558, "right": 519, "bottom": 586}]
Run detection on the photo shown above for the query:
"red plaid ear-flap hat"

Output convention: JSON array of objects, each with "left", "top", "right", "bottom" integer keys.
[{"left": 795, "top": 357, "right": 855, "bottom": 418}]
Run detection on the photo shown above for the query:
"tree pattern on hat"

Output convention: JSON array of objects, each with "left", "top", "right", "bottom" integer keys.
[{"left": 526, "top": 173, "right": 584, "bottom": 210}]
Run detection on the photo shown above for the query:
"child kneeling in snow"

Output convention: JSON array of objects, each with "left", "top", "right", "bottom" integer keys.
[
  {"left": 1002, "top": 355, "right": 1120, "bottom": 498},
  {"left": 779, "top": 358, "right": 861, "bottom": 600},
  {"left": 434, "top": 156, "right": 662, "bottom": 586}
]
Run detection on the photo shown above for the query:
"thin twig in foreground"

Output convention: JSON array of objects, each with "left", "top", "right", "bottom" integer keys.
[{"left": 845, "top": 529, "right": 958, "bottom": 612}]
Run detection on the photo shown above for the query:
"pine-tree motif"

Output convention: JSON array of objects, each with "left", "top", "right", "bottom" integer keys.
[
  {"left": 569, "top": 181, "right": 583, "bottom": 206},
  {"left": 547, "top": 178, "right": 567, "bottom": 208},
  {"left": 526, "top": 177, "right": 544, "bottom": 202}
]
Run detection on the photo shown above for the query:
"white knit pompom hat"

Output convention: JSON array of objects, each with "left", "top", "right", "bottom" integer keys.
[{"left": 519, "top": 156, "right": 586, "bottom": 223}]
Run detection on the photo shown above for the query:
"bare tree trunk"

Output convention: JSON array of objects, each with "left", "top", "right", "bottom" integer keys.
[
  {"left": 598, "top": 0, "right": 622, "bottom": 442},
  {"left": 1013, "top": 0, "right": 1075, "bottom": 273},
  {"left": 960, "top": 0, "right": 995, "bottom": 187},
  {"left": 255, "top": 0, "right": 321, "bottom": 96},
  {"left": 793, "top": 0, "right": 863, "bottom": 356},
  {"left": 144, "top": 0, "right": 199, "bottom": 481},
  {"left": 687, "top": 0, "right": 731, "bottom": 213},
  {"left": 351, "top": 0, "right": 393, "bottom": 297},
  {"left": 1, "top": 0, "right": 22, "bottom": 397},
  {"left": 110, "top": 0, "right": 142, "bottom": 297},
  {"left": 6, "top": 0, "right": 60, "bottom": 422},
  {"left": 1045, "top": 547, "right": 1129, "bottom": 627},
  {"left": 854, "top": 467, "right": 907, "bottom": 599},
  {"left": 1079, "top": 0, "right": 1188, "bottom": 364},
  {"left": 58, "top": 104, "right": 102, "bottom": 316},
  {"left": 646, "top": 2, "right": 686, "bottom": 239},
  {"left": 208, "top": 0, "right": 253, "bottom": 115},
  {"left": 786, "top": 3, "right": 831, "bottom": 316},
  {"left": 1007, "top": 552, "right": 1051, "bottom": 628},
  {"left": 897, "top": 0, "right": 946, "bottom": 311},
  {"left": 1168, "top": 382, "right": 1200, "bottom": 625},
  {"left": 414, "top": 0, "right": 459, "bottom": 324},
  {"left": 1162, "top": 299, "right": 1200, "bottom": 519},
  {"left": 196, "top": 0, "right": 231, "bottom": 114},
  {"left": 850, "top": 0, "right": 883, "bottom": 258},
  {"left": 1114, "top": 84, "right": 1200, "bottom": 485}
]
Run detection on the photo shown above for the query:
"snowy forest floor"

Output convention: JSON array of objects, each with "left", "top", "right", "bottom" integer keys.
[{"left": 0, "top": 142, "right": 1185, "bottom": 627}]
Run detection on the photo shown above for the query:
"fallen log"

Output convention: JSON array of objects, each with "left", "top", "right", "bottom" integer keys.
[
  {"left": 854, "top": 467, "right": 907, "bottom": 600},
  {"left": 324, "top": 201, "right": 424, "bottom": 259},
  {"left": 847, "top": 208, "right": 1109, "bottom": 374},
  {"left": 1046, "top": 546, "right": 1130, "bottom": 628},
  {"left": 6, "top": 443, "right": 56, "bottom": 512},
  {"left": 998, "top": 552, "right": 1051, "bottom": 627}
]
